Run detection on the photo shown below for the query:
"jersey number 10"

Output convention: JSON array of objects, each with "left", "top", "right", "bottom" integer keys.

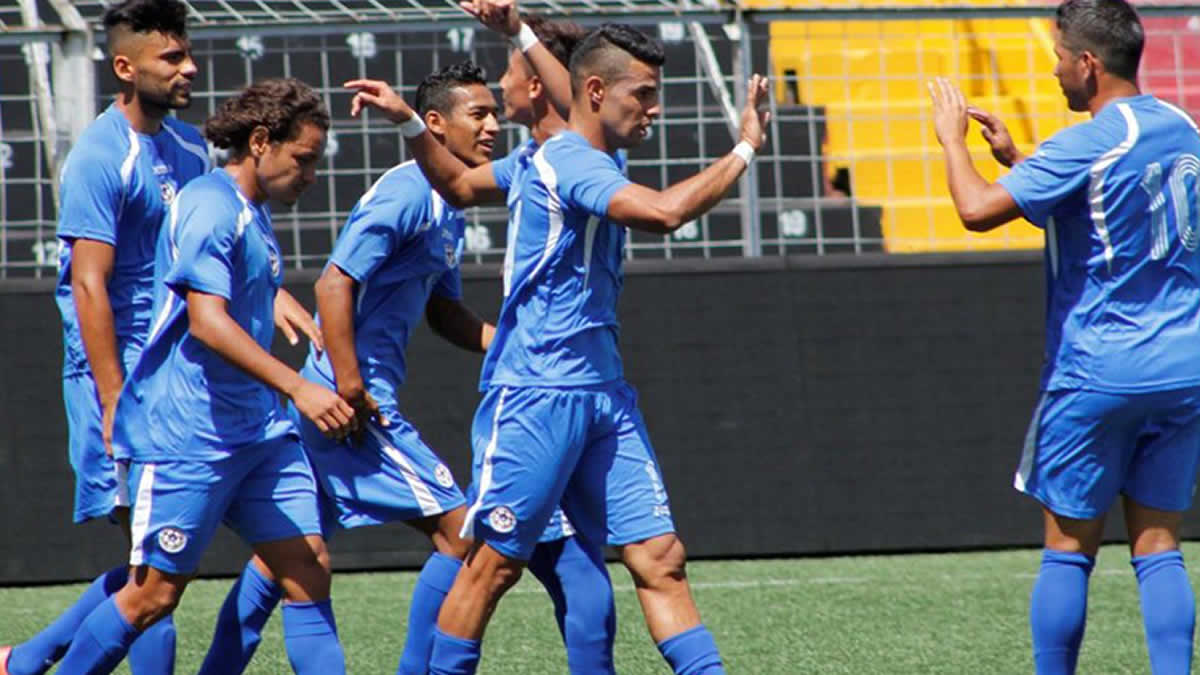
[{"left": 1140, "top": 154, "right": 1200, "bottom": 259}]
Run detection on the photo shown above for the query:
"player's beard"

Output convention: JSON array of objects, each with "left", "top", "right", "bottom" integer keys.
[{"left": 139, "top": 78, "right": 192, "bottom": 112}]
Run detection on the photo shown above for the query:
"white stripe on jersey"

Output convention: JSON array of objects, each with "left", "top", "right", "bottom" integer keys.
[
  {"left": 128, "top": 463, "right": 157, "bottom": 566},
  {"left": 529, "top": 146, "right": 565, "bottom": 285},
  {"left": 162, "top": 123, "right": 212, "bottom": 171},
  {"left": 1087, "top": 103, "right": 1139, "bottom": 275},
  {"left": 582, "top": 215, "right": 600, "bottom": 289},
  {"left": 117, "top": 128, "right": 141, "bottom": 223},
  {"left": 460, "top": 387, "right": 509, "bottom": 540},
  {"left": 358, "top": 160, "right": 413, "bottom": 209},
  {"left": 1158, "top": 98, "right": 1200, "bottom": 134},
  {"left": 367, "top": 425, "right": 443, "bottom": 517},
  {"left": 147, "top": 200, "right": 183, "bottom": 342}
]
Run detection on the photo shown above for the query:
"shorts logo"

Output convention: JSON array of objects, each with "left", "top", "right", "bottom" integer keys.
[
  {"left": 434, "top": 463, "right": 455, "bottom": 488},
  {"left": 157, "top": 527, "right": 188, "bottom": 554},
  {"left": 160, "top": 179, "right": 177, "bottom": 205},
  {"left": 267, "top": 246, "right": 281, "bottom": 277},
  {"left": 488, "top": 506, "right": 517, "bottom": 534}
]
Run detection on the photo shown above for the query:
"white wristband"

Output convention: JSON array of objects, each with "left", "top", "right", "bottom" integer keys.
[
  {"left": 510, "top": 23, "right": 539, "bottom": 53},
  {"left": 399, "top": 115, "right": 426, "bottom": 139},
  {"left": 731, "top": 140, "right": 756, "bottom": 165}
]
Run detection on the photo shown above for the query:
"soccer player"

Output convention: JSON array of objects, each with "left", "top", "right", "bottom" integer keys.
[
  {"left": 929, "top": 0, "right": 1200, "bottom": 672},
  {"left": 349, "top": 23, "right": 769, "bottom": 675},
  {"left": 1, "top": 1, "right": 205, "bottom": 672},
  {"left": 50, "top": 77, "right": 355, "bottom": 675},
  {"left": 349, "top": 14, "right": 624, "bottom": 673}
]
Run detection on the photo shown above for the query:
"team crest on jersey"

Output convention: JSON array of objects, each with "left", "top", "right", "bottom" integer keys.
[
  {"left": 434, "top": 463, "right": 454, "bottom": 488},
  {"left": 157, "top": 527, "right": 188, "bottom": 554},
  {"left": 444, "top": 242, "right": 458, "bottom": 268},
  {"left": 267, "top": 246, "right": 281, "bottom": 277},
  {"left": 488, "top": 506, "right": 517, "bottom": 534},
  {"left": 160, "top": 179, "right": 177, "bottom": 205}
]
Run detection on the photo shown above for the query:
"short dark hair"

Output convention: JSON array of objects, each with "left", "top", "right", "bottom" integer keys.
[
  {"left": 102, "top": 0, "right": 189, "bottom": 40},
  {"left": 205, "top": 78, "right": 330, "bottom": 152},
  {"left": 568, "top": 24, "right": 665, "bottom": 93},
  {"left": 521, "top": 13, "right": 587, "bottom": 68},
  {"left": 1055, "top": 0, "right": 1143, "bottom": 81},
  {"left": 415, "top": 61, "right": 488, "bottom": 117}
]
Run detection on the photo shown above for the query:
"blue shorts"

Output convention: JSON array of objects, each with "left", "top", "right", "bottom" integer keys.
[
  {"left": 126, "top": 436, "right": 322, "bottom": 575},
  {"left": 64, "top": 373, "right": 129, "bottom": 523},
  {"left": 295, "top": 406, "right": 466, "bottom": 534},
  {"left": 1016, "top": 387, "right": 1200, "bottom": 519},
  {"left": 464, "top": 381, "right": 676, "bottom": 561},
  {"left": 463, "top": 486, "right": 574, "bottom": 544}
]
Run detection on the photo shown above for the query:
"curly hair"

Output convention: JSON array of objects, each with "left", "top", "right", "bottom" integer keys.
[
  {"left": 204, "top": 78, "right": 330, "bottom": 153},
  {"left": 102, "top": 0, "right": 189, "bottom": 39},
  {"left": 415, "top": 60, "right": 489, "bottom": 117},
  {"left": 522, "top": 13, "right": 587, "bottom": 68},
  {"left": 569, "top": 24, "right": 666, "bottom": 93}
]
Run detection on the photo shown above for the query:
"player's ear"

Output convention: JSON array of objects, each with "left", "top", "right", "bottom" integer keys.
[
  {"left": 248, "top": 125, "right": 271, "bottom": 158},
  {"left": 584, "top": 75, "right": 605, "bottom": 109},
  {"left": 111, "top": 53, "right": 136, "bottom": 85},
  {"left": 528, "top": 75, "right": 543, "bottom": 101},
  {"left": 425, "top": 110, "right": 447, "bottom": 137}
]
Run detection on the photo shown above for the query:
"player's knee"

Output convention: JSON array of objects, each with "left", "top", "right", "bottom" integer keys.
[
  {"left": 433, "top": 510, "right": 472, "bottom": 560},
  {"left": 622, "top": 534, "right": 688, "bottom": 587},
  {"left": 121, "top": 572, "right": 185, "bottom": 624},
  {"left": 461, "top": 547, "right": 524, "bottom": 597}
]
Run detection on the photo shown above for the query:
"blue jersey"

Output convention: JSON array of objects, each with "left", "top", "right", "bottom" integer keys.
[
  {"left": 998, "top": 95, "right": 1200, "bottom": 393},
  {"left": 303, "top": 161, "right": 464, "bottom": 411},
  {"left": 113, "top": 169, "right": 292, "bottom": 462},
  {"left": 55, "top": 104, "right": 210, "bottom": 376},
  {"left": 480, "top": 132, "right": 631, "bottom": 389}
]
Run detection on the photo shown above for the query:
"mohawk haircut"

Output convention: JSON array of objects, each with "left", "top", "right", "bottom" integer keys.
[
  {"left": 102, "top": 0, "right": 189, "bottom": 41},
  {"left": 1055, "top": 0, "right": 1144, "bottom": 81},
  {"left": 415, "top": 61, "right": 489, "bottom": 117},
  {"left": 521, "top": 13, "right": 587, "bottom": 67},
  {"left": 568, "top": 23, "right": 665, "bottom": 93},
  {"left": 205, "top": 77, "right": 330, "bottom": 153}
]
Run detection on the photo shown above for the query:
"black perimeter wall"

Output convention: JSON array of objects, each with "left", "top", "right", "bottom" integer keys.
[{"left": 3, "top": 252, "right": 1190, "bottom": 584}]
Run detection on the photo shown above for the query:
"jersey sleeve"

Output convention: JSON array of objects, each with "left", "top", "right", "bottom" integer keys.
[
  {"left": 56, "top": 147, "right": 123, "bottom": 245},
  {"left": 557, "top": 147, "right": 632, "bottom": 219},
  {"left": 328, "top": 176, "right": 425, "bottom": 282},
  {"left": 996, "top": 125, "right": 1101, "bottom": 229},
  {"left": 163, "top": 189, "right": 242, "bottom": 300},
  {"left": 491, "top": 147, "right": 523, "bottom": 193},
  {"left": 431, "top": 264, "right": 463, "bottom": 300}
]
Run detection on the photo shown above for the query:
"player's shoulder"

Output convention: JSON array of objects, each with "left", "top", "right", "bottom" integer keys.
[
  {"left": 65, "top": 109, "right": 132, "bottom": 171},
  {"left": 176, "top": 171, "right": 238, "bottom": 215},
  {"left": 536, "top": 132, "right": 616, "bottom": 179},
  {"left": 353, "top": 161, "right": 432, "bottom": 221},
  {"left": 161, "top": 117, "right": 209, "bottom": 158}
]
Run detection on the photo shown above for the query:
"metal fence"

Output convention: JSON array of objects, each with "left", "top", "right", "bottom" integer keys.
[{"left": 2, "top": 1, "right": 1199, "bottom": 276}]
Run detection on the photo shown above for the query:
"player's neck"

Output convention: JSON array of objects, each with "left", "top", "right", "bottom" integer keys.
[
  {"left": 1088, "top": 79, "right": 1141, "bottom": 117},
  {"left": 530, "top": 107, "right": 567, "bottom": 145},
  {"left": 224, "top": 162, "right": 266, "bottom": 204},
  {"left": 115, "top": 92, "right": 168, "bottom": 135},
  {"left": 567, "top": 108, "right": 611, "bottom": 153}
]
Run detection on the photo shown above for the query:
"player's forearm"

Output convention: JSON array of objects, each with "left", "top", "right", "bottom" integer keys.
[
  {"left": 72, "top": 278, "right": 125, "bottom": 404},
  {"left": 314, "top": 271, "right": 365, "bottom": 392},
  {"left": 522, "top": 43, "right": 572, "bottom": 120},
  {"left": 186, "top": 295, "right": 307, "bottom": 399},
  {"left": 942, "top": 139, "right": 997, "bottom": 231},
  {"left": 408, "top": 132, "right": 499, "bottom": 209},
  {"left": 427, "top": 297, "right": 491, "bottom": 353},
  {"left": 646, "top": 153, "right": 748, "bottom": 233}
]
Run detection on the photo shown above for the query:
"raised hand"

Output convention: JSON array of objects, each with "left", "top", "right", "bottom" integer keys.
[
  {"left": 928, "top": 77, "right": 970, "bottom": 147},
  {"left": 738, "top": 74, "right": 771, "bottom": 151},
  {"left": 292, "top": 379, "right": 357, "bottom": 440},
  {"left": 345, "top": 79, "right": 416, "bottom": 124},
  {"left": 459, "top": 0, "right": 520, "bottom": 36},
  {"left": 968, "top": 106, "right": 1025, "bottom": 168}
]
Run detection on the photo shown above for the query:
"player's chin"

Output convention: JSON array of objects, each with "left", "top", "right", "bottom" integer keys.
[{"left": 169, "top": 92, "right": 193, "bottom": 109}]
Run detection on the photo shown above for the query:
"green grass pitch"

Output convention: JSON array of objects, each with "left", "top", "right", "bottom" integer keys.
[{"left": 3, "top": 542, "right": 1195, "bottom": 673}]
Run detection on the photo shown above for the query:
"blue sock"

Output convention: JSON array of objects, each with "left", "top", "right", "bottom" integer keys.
[
  {"left": 429, "top": 629, "right": 480, "bottom": 675},
  {"left": 397, "top": 553, "right": 463, "bottom": 675},
  {"left": 281, "top": 600, "right": 345, "bottom": 675},
  {"left": 198, "top": 560, "right": 282, "bottom": 675},
  {"left": 529, "top": 538, "right": 616, "bottom": 674},
  {"left": 1030, "top": 549, "right": 1094, "bottom": 675},
  {"left": 127, "top": 615, "right": 176, "bottom": 675},
  {"left": 55, "top": 596, "right": 142, "bottom": 675},
  {"left": 7, "top": 566, "right": 127, "bottom": 675},
  {"left": 657, "top": 625, "right": 725, "bottom": 675},
  {"left": 1133, "top": 550, "right": 1194, "bottom": 675}
]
